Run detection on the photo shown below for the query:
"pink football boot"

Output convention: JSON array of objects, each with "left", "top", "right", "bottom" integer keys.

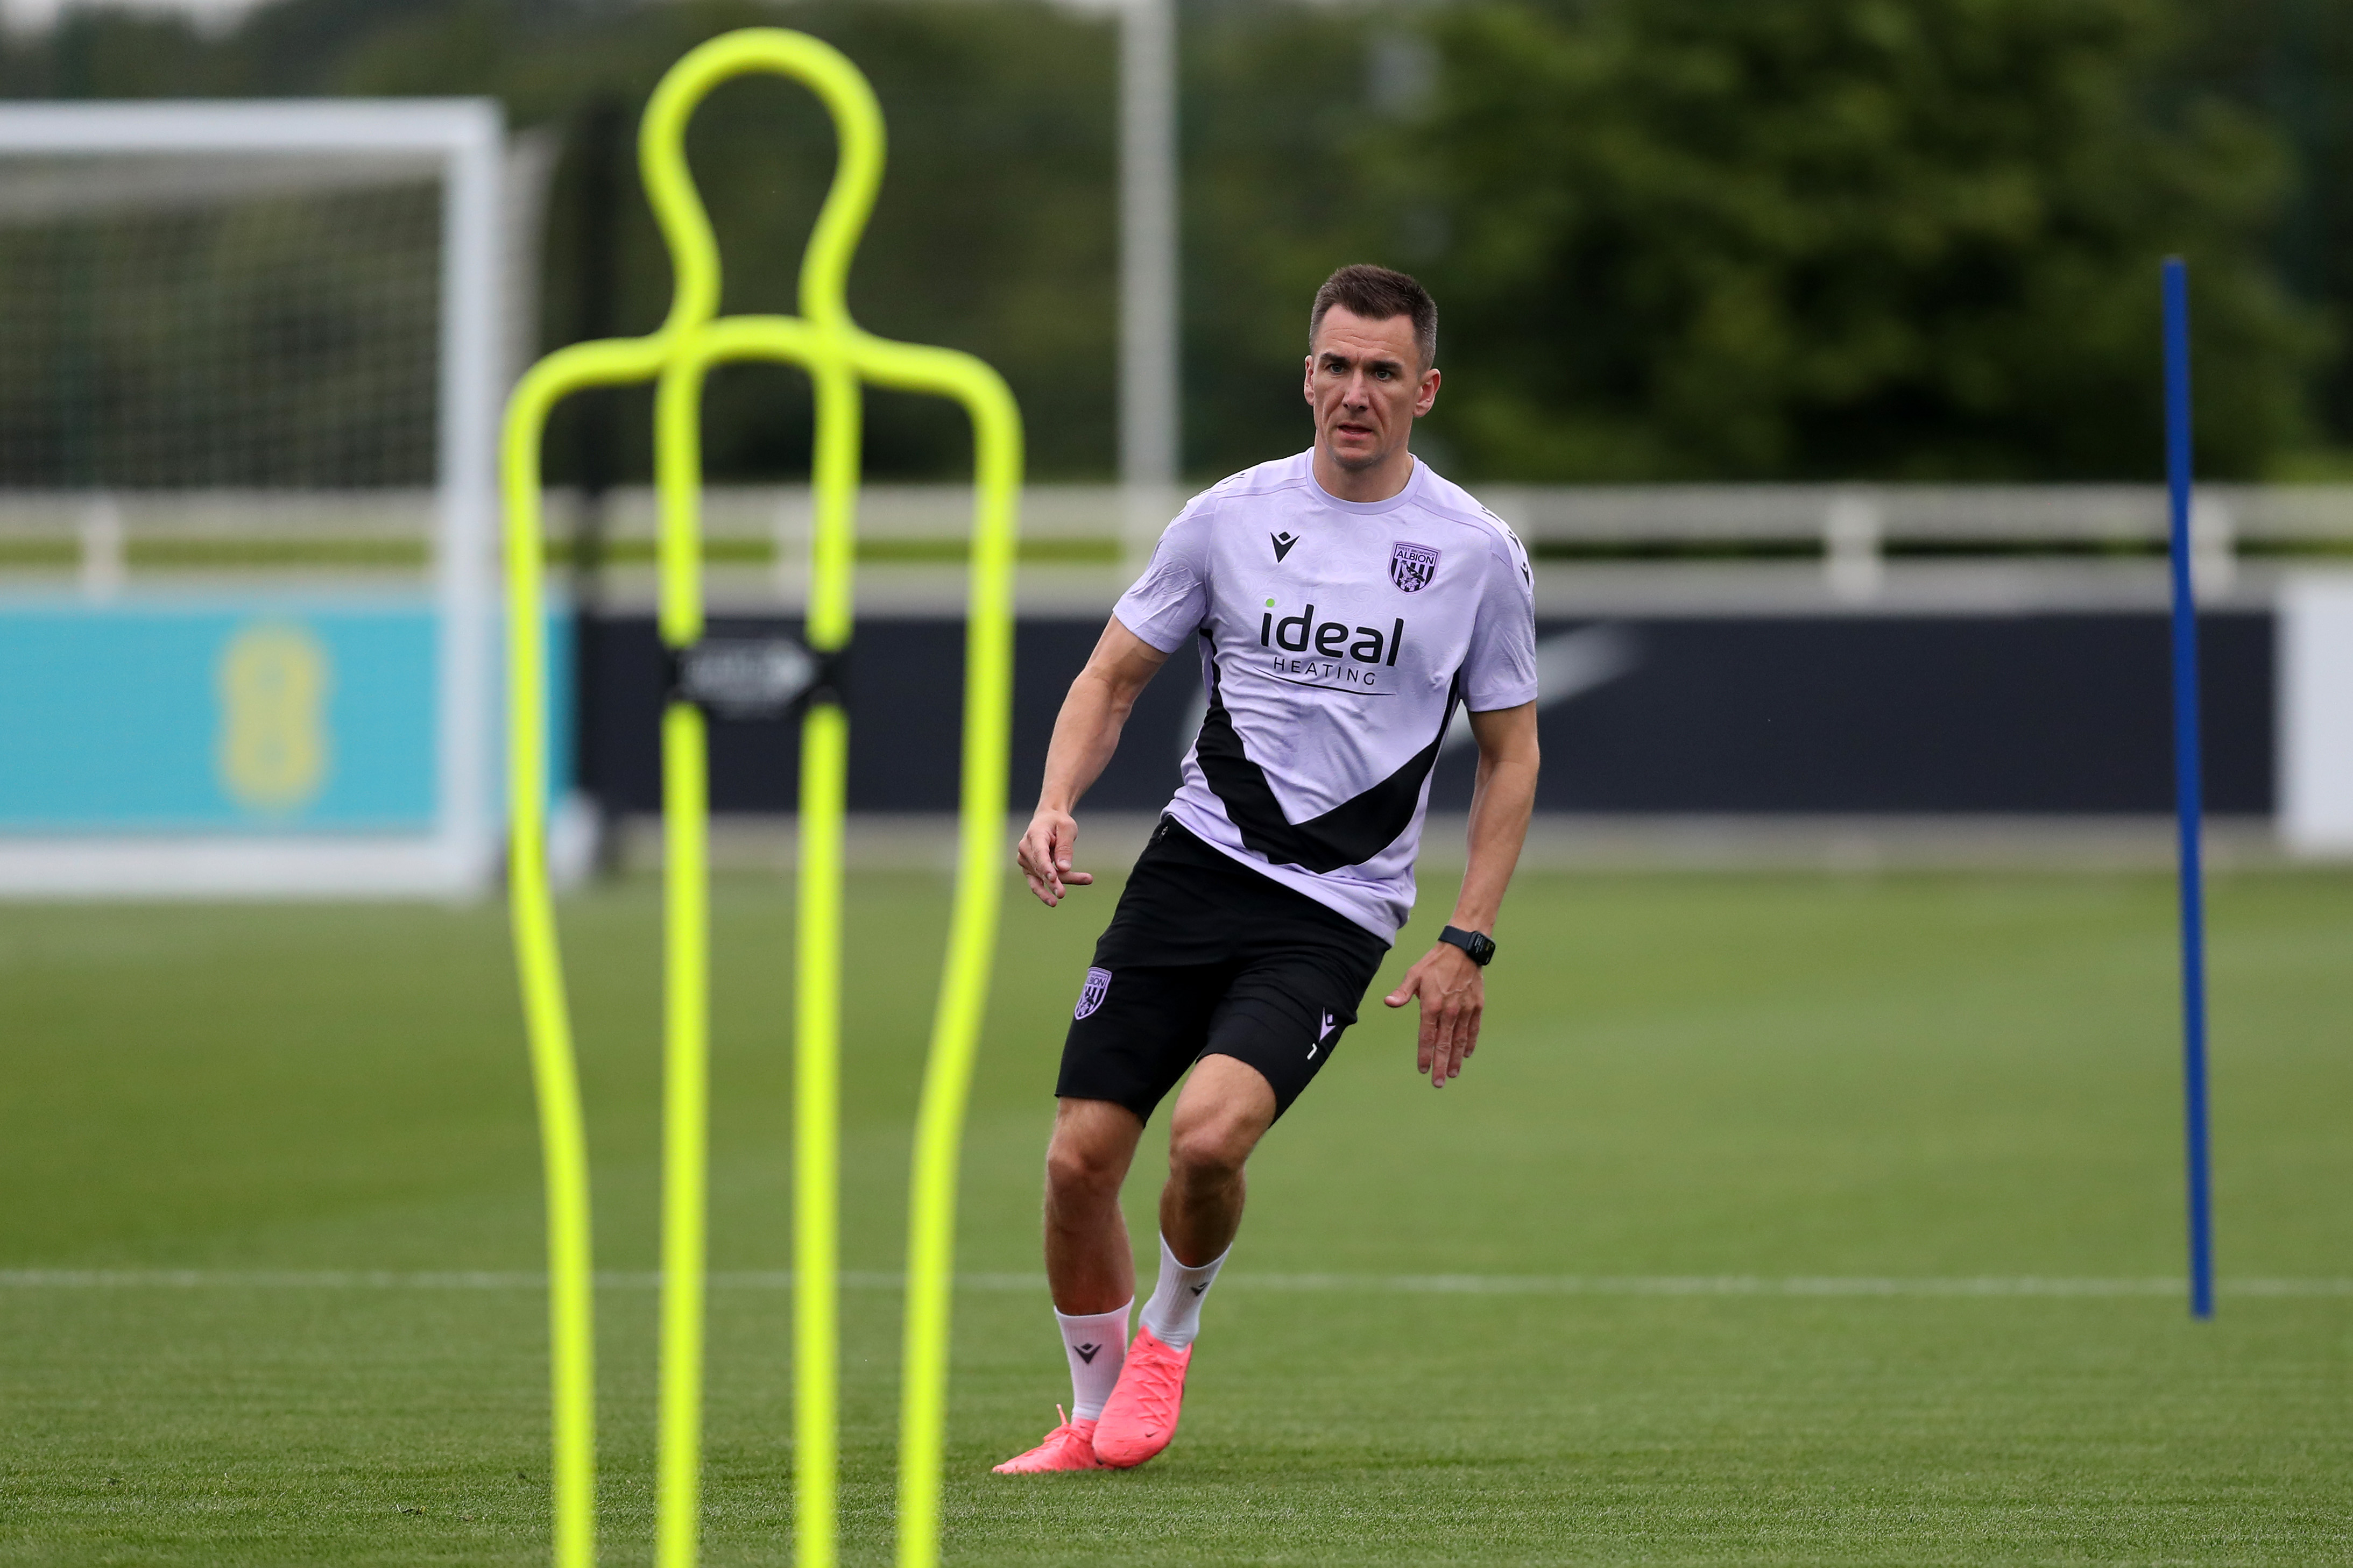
[
  {"left": 1090, "top": 1326, "right": 1191, "bottom": 1468},
  {"left": 991, "top": 1407, "right": 1106, "bottom": 1474}
]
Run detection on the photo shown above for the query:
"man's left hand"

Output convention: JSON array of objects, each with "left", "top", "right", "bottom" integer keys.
[{"left": 1382, "top": 942, "right": 1484, "bottom": 1088}]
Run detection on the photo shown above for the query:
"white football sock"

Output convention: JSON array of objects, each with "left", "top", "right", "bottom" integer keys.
[
  {"left": 1054, "top": 1302, "right": 1130, "bottom": 1421},
  {"left": 1138, "top": 1232, "right": 1230, "bottom": 1351}
]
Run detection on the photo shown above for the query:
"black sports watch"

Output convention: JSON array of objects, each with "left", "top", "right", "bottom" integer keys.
[{"left": 1437, "top": 925, "right": 1496, "bottom": 967}]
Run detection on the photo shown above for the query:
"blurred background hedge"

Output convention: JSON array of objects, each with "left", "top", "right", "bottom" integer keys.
[{"left": 6, "top": 0, "right": 2350, "bottom": 485}]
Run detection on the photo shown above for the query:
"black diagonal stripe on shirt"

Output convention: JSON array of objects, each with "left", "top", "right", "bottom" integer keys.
[{"left": 1193, "top": 638, "right": 1460, "bottom": 874}]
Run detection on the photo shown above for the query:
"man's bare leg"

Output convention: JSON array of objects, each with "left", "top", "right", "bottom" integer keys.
[
  {"left": 1043, "top": 1096, "right": 1145, "bottom": 1314},
  {"left": 1092, "top": 1055, "right": 1279, "bottom": 1468},
  {"left": 1159, "top": 1053, "right": 1278, "bottom": 1267},
  {"left": 994, "top": 1101, "right": 1142, "bottom": 1471}
]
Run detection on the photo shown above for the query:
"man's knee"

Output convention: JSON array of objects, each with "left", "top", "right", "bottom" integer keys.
[
  {"left": 1045, "top": 1138, "right": 1121, "bottom": 1201},
  {"left": 1167, "top": 1055, "right": 1275, "bottom": 1187},
  {"left": 1045, "top": 1101, "right": 1138, "bottom": 1205},
  {"left": 1168, "top": 1116, "right": 1255, "bottom": 1188}
]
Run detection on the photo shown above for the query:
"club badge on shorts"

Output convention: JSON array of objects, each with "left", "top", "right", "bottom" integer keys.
[
  {"left": 1389, "top": 540, "right": 1440, "bottom": 593},
  {"left": 1074, "top": 966, "right": 1113, "bottom": 1020}
]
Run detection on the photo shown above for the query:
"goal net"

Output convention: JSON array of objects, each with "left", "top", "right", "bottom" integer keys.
[
  {"left": 0, "top": 103, "right": 513, "bottom": 896},
  {"left": 0, "top": 151, "right": 442, "bottom": 491}
]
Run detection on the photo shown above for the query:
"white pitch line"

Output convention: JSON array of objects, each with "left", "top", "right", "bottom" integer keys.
[
  {"left": 1230, "top": 1274, "right": 2353, "bottom": 1298},
  {"left": 1, "top": 1269, "right": 2347, "bottom": 1297}
]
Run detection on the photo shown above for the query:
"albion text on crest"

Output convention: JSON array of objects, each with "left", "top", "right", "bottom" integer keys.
[
  {"left": 1389, "top": 540, "right": 1440, "bottom": 593},
  {"left": 1075, "top": 966, "right": 1113, "bottom": 1020}
]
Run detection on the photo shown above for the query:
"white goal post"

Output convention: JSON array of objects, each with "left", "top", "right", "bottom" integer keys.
[{"left": 0, "top": 101, "right": 504, "bottom": 897}]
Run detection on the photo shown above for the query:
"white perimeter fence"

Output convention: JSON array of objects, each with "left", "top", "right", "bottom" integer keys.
[{"left": 5, "top": 481, "right": 2350, "bottom": 597}]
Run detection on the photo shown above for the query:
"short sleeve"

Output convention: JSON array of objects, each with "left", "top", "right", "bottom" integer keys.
[
  {"left": 1461, "top": 523, "right": 1538, "bottom": 712},
  {"left": 1111, "top": 501, "right": 1216, "bottom": 652}
]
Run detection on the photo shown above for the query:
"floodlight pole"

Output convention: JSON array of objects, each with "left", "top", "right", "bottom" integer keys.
[
  {"left": 1120, "top": 0, "right": 1178, "bottom": 560},
  {"left": 2162, "top": 256, "right": 2215, "bottom": 1321}
]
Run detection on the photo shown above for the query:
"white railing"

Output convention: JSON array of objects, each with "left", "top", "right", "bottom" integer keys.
[
  {"left": 5, "top": 483, "right": 2351, "bottom": 598},
  {"left": 1480, "top": 483, "right": 2353, "bottom": 600}
]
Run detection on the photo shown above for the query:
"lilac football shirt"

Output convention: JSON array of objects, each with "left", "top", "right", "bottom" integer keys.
[{"left": 1112, "top": 450, "right": 1538, "bottom": 941}]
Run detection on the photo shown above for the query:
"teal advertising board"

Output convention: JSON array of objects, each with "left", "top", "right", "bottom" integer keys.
[{"left": 0, "top": 599, "right": 568, "bottom": 832}]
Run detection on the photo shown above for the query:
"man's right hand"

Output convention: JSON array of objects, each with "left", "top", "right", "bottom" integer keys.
[
  {"left": 1016, "top": 807, "right": 1092, "bottom": 907},
  {"left": 1016, "top": 616, "right": 1169, "bottom": 908}
]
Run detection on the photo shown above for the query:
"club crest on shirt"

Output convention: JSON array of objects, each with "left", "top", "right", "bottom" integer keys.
[
  {"left": 1074, "top": 966, "right": 1113, "bottom": 1020},
  {"left": 1389, "top": 541, "right": 1440, "bottom": 593}
]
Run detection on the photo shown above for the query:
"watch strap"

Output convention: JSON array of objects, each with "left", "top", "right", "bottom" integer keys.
[{"left": 1437, "top": 925, "right": 1495, "bottom": 966}]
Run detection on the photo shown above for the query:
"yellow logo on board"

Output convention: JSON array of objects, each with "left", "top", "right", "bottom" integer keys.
[{"left": 216, "top": 622, "right": 332, "bottom": 811}]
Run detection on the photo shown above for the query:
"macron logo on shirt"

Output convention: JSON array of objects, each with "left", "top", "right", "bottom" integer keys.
[{"left": 1270, "top": 530, "right": 1299, "bottom": 562}]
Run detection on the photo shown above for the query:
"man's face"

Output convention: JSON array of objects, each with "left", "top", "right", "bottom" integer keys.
[{"left": 1304, "top": 305, "right": 1440, "bottom": 472}]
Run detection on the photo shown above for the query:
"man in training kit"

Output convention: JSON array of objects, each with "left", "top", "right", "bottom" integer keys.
[{"left": 994, "top": 264, "right": 1541, "bottom": 1474}]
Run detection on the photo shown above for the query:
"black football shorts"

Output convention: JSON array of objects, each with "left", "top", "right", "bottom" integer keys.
[{"left": 1055, "top": 815, "right": 1391, "bottom": 1123}]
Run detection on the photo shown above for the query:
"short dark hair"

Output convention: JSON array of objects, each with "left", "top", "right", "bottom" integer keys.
[{"left": 1309, "top": 264, "right": 1437, "bottom": 368}]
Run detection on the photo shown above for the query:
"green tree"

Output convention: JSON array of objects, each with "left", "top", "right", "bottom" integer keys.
[
  {"left": 1179, "top": 2, "right": 1392, "bottom": 480},
  {"left": 2167, "top": 0, "right": 2353, "bottom": 472},
  {"left": 1405, "top": 0, "right": 2321, "bottom": 480},
  {"left": 6, "top": 0, "right": 2344, "bottom": 484}
]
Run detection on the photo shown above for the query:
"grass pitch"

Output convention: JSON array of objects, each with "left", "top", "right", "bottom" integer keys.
[{"left": 1, "top": 864, "right": 2348, "bottom": 1564}]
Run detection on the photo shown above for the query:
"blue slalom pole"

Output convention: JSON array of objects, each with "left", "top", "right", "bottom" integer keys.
[{"left": 2161, "top": 256, "right": 2214, "bottom": 1320}]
